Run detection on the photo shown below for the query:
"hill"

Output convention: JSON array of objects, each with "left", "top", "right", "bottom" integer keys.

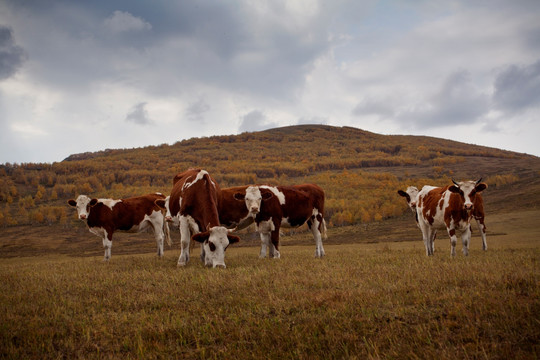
[{"left": 1, "top": 124, "right": 539, "bottom": 258}]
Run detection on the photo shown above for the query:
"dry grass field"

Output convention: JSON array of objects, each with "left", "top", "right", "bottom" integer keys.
[
  {"left": 1, "top": 209, "right": 538, "bottom": 359},
  {"left": 1, "top": 125, "right": 540, "bottom": 358}
]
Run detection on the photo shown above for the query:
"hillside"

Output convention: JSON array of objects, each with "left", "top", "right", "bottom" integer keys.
[{"left": 1, "top": 125, "right": 539, "bottom": 258}]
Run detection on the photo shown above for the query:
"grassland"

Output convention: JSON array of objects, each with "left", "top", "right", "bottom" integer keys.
[
  {"left": 1, "top": 210, "right": 538, "bottom": 359},
  {"left": 1, "top": 125, "right": 539, "bottom": 358}
]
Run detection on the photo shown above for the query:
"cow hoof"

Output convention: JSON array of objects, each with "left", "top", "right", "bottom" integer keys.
[{"left": 177, "top": 262, "right": 187, "bottom": 267}]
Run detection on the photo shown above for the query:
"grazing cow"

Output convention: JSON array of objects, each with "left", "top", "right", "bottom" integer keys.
[
  {"left": 68, "top": 193, "right": 171, "bottom": 261},
  {"left": 157, "top": 169, "right": 240, "bottom": 268},
  {"left": 416, "top": 179, "right": 487, "bottom": 256},
  {"left": 253, "top": 184, "right": 327, "bottom": 259},
  {"left": 398, "top": 185, "right": 487, "bottom": 250}
]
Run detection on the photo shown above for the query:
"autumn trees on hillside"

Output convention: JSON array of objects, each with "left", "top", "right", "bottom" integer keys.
[{"left": 0, "top": 125, "right": 522, "bottom": 228}]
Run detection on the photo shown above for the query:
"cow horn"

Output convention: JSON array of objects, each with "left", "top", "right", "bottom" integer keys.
[
  {"left": 452, "top": 179, "right": 459, "bottom": 186},
  {"left": 228, "top": 227, "right": 237, "bottom": 233},
  {"left": 476, "top": 177, "right": 483, "bottom": 185}
]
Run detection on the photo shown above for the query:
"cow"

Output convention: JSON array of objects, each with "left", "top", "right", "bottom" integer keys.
[
  {"left": 67, "top": 193, "right": 171, "bottom": 261},
  {"left": 252, "top": 184, "right": 327, "bottom": 259},
  {"left": 415, "top": 179, "right": 487, "bottom": 256},
  {"left": 398, "top": 185, "right": 487, "bottom": 251},
  {"left": 156, "top": 169, "right": 240, "bottom": 268}
]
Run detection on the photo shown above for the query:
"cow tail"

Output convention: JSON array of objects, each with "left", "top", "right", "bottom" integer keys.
[{"left": 163, "top": 221, "right": 172, "bottom": 246}]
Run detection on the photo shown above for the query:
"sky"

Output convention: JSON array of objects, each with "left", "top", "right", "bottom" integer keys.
[{"left": 1, "top": 0, "right": 539, "bottom": 164}]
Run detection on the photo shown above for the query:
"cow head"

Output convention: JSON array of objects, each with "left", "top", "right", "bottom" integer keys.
[
  {"left": 233, "top": 186, "right": 272, "bottom": 217},
  {"left": 397, "top": 186, "right": 419, "bottom": 212},
  {"left": 449, "top": 178, "right": 488, "bottom": 211},
  {"left": 67, "top": 195, "right": 98, "bottom": 220},
  {"left": 192, "top": 226, "right": 240, "bottom": 268}
]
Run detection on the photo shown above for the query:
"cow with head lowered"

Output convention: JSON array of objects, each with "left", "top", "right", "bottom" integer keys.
[
  {"left": 415, "top": 178, "right": 487, "bottom": 256},
  {"left": 156, "top": 169, "right": 240, "bottom": 268},
  {"left": 68, "top": 193, "right": 171, "bottom": 261}
]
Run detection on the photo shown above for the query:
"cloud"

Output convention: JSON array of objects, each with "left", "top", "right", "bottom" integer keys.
[
  {"left": 0, "top": 25, "right": 26, "bottom": 80},
  {"left": 493, "top": 59, "right": 540, "bottom": 114},
  {"left": 238, "top": 110, "right": 278, "bottom": 133},
  {"left": 398, "top": 70, "right": 490, "bottom": 129},
  {"left": 125, "top": 102, "right": 152, "bottom": 125},
  {"left": 186, "top": 97, "right": 211, "bottom": 122},
  {"left": 103, "top": 11, "right": 152, "bottom": 33},
  {"left": 352, "top": 97, "right": 395, "bottom": 119}
]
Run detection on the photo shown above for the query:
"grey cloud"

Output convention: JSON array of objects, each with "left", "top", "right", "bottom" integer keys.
[
  {"left": 126, "top": 102, "right": 152, "bottom": 125},
  {"left": 103, "top": 10, "right": 152, "bottom": 33},
  {"left": 0, "top": 25, "right": 26, "bottom": 80},
  {"left": 186, "top": 98, "right": 211, "bottom": 122},
  {"left": 238, "top": 110, "right": 278, "bottom": 133},
  {"left": 400, "top": 70, "right": 489, "bottom": 128},
  {"left": 352, "top": 98, "right": 395, "bottom": 118},
  {"left": 493, "top": 59, "right": 540, "bottom": 114}
]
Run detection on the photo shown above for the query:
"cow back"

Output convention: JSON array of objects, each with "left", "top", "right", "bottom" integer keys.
[
  {"left": 170, "top": 169, "right": 221, "bottom": 230},
  {"left": 87, "top": 193, "right": 164, "bottom": 231}
]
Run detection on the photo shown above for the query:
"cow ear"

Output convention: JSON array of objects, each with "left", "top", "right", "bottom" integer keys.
[
  {"left": 476, "top": 183, "right": 488, "bottom": 192},
  {"left": 155, "top": 199, "right": 166, "bottom": 209},
  {"left": 67, "top": 199, "right": 77, "bottom": 207},
  {"left": 448, "top": 185, "right": 460, "bottom": 193},
  {"left": 89, "top": 199, "right": 99, "bottom": 207},
  {"left": 192, "top": 231, "right": 210, "bottom": 243},
  {"left": 261, "top": 191, "right": 273, "bottom": 201},
  {"left": 233, "top": 193, "right": 245, "bottom": 201},
  {"left": 397, "top": 190, "right": 410, "bottom": 202},
  {"left": 227, "top": 234, "right": 240, "bottom": 244}
]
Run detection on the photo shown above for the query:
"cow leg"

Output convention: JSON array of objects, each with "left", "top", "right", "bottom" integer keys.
[
  {"left": 102, "top": 231, "right": 113, "bottom": 261},
  {"left": 154, "top": 224, "right": 165, "bottom": 258},
  {"left": 476, "top": 218, "right": 487, "bottom": 251},
  {"left": 309, "top": 216, "right": 325, "bottom": 258},
  {"left": 257, "top": 220, "right": 276, "bottom": 259},
  {"left": 258, "top": 232, "right": 269, "bottom": 259},
  {"left": 461, "top": 226, "right": 471, "bottom": 256},
  {"left": 177, "top": 216, "right": 191, "bottom": 266},
  {"left": 447, "top": 227, "right": 458, "bottom": 257},
  {"left": 269, "top": 228, "right": 281, "bottom": 259},
  {"left": 147, "top": 215, "right": 165, "bottom": 258},
  {"left": 419, "top": 222, "right": 433, "bottom": 256}
]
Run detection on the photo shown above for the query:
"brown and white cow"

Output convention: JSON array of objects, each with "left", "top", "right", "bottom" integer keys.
[
  {"left": 157, "top": 169, "right": 240, "bottom": 268},
  {"left": 252, "top": 184, "right": 327, "bottom": 259},
  {"left": 415, "top": 179, "right": 487, "bottom": 256},
  {"left": 68, "top": 193, "right": 171, "bottom": 261},
  {"left": 398, "top": 185, "right": 487, "bottom": 251}
]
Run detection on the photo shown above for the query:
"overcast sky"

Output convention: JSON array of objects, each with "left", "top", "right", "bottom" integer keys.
[{"left": 1, "top": 0, "right": 539, "bottom": 164}]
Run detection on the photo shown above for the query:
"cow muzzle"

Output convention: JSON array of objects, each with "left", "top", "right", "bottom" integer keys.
[
  {"left": 212, "top": 262, "right": 226, "bottom": 269},
  {"left": 79, "top": 214, "right": 87, "bottom": 220},
  {"left": 250, "top": 206, "right": 259, "bottom": 214},
  {"left": 165, "top": 215, "right": 173, "bottom": 222},
  {"left": 464, "top": 204, "right": 473, "bottom": 211}
]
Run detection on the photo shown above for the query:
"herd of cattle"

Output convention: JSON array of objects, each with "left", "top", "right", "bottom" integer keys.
[{"left": 67, "top": 168, "right": 488, "bottom": 267}]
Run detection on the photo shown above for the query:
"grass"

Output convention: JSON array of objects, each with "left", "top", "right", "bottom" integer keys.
[{"left": 1, "top": 237, "right": 539, "bottom": 359}]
